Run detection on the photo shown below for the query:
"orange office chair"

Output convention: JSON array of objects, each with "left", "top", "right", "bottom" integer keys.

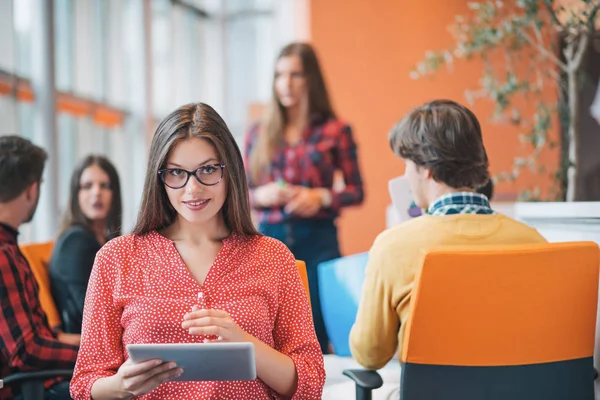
[
  {"left": 344, "top": 242, "right": 600, "bottom": 400},
  {"left": 2, "top": 241, "right": 73, "bottom": 400},
  {"left": 19, "top": 241, "right": 61, "bottom": 329},
  {"left": 296, "top": 259, "right": 311, "bottom": 308}
]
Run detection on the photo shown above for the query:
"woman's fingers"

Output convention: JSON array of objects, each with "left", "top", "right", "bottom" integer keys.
[
  {"left": 120, "top": 358, "right": 162, "bottom": 378},
  {"left": 183, "top": 315, "right": 232, "bottom": 328},
  {"left": 181, "top": 308, "right": 247, "bottom": 341},
  {"left": 130, "top": 365, "right": 183, "bottom": 396},
  {"left": 188, "top": 325, "right": 224, "bottom": 337},
  {"left": 123, "top": 362, "right": 181, "bottom": 395},
  {"left": 184, "top": 308, "right": 229, "bottom": 321}
]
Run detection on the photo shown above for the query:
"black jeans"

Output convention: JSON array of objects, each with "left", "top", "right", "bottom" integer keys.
[
  {"left": 259, "top": 218, "right": 341, "bottom": 354},
  {"left": 13, "top": 380, "right": 72, "bottom": 400}
]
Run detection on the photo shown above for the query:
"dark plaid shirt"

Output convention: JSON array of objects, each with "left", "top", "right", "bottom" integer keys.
[
  {"left": 0, "top": 223, "right": 78, "bottom": 399},
  {"left": 427, "top": 192, "right": 495, "bottom": 215},
  {"left": 244, "top": 117, "right": 364, "bottom": 224},
  {"left": 408, "top": 192, "right": 495, "bottom": 218}
]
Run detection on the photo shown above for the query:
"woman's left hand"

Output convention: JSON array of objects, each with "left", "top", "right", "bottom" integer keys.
[
  {"left": 182, "top": 308, "right": 251, "bottom": 342},
  {"left": 284, "top": 187, "right": 324, "bottom": 217}
]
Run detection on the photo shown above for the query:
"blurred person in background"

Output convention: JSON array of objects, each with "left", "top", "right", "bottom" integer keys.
[
  {"left": 244, "top": 42, "right": 364, "bottom": 354},
  {"left": 50, "top": 155, "right": 122, "bottom": 334},
  {"left": 0, "top": 135, "right": 78, "bottom": 400}
]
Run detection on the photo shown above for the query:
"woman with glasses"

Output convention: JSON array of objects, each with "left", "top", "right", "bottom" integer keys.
[
  {"left": 244, "top": 42, "right": 364, "bottom": 354},
  {"left": 49, "top": 155, "right": 122, "bottom": 339},
  {"left": 70, "top": 103, "right": 325, "bottom": 400}
]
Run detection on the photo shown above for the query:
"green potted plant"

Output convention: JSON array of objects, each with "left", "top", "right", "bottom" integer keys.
[{"left": 411, "top": 0, "right": 599, "bottom": 202}]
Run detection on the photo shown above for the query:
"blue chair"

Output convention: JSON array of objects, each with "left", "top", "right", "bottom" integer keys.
[{"left": 318, "top": 252, "right": 369, "bottom": 357}]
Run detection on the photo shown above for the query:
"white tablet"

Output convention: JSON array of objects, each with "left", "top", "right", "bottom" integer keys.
[{"left": 126, "top": 342, "right": 256, "bottom": 382}]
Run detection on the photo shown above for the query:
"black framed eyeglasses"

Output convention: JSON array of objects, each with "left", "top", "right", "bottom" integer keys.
[{"left": 158, "top": 163, "right": 225, "bottom": 189}]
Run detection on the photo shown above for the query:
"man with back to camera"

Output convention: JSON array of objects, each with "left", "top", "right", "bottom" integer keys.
[
  {"left": 0, "top": 135, "right": 78, "bottom": 400},
  {"left": 349, "top": 100, "right": 547, "bottom": 371}
]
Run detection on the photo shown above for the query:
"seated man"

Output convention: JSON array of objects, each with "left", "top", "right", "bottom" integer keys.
[
  {"left": 0, "top": 136, "right": 78, "bottom": 400},
  {"left": 349, "top": 100, "right": 546, "bottom": 370}
]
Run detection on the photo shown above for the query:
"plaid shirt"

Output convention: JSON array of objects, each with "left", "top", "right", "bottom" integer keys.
[
  {"left": 244, "top": 117, "right": 364, "bottom": 224},
  {"left": 427, "top": 192, "right": 495, "bottom": 215},
  {"left": 0, "top": 223, "right": 78, "bottom": 399}
]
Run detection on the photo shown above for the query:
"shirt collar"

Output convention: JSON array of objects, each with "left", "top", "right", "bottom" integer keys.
[
  {"left": 0, "top": 222, "right": 19, "bottom": 243},
  {"left": 427, "top": 192, "right": 493, "bottom": 215}
]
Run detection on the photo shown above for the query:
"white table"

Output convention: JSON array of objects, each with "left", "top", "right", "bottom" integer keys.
[{"left": 515, "top": 201, "right": 600, "bottom": 400}]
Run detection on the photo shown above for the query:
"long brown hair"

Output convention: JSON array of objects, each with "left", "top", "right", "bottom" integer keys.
[
  {"left": 249, "top": 42, "right": 336, "bottom": 181},
  {"left": 132, "top": 103, "right": 259, "bottom": 237},
  {"left": 60, "top": 155, "right": 122, "bottom": 240}
]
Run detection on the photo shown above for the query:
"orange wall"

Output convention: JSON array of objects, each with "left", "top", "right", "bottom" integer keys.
[{"left": 310, "top": 0, "right": 559, "bottom": 255}]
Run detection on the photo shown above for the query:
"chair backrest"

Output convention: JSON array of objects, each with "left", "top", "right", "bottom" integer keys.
[
  {"left": 19, "top": 241, "right": 61, "bottom": 329},
  {"left": 295, "top": 260, "right": 310, "bottom": 307},
  {"left": 318, "top": 252, "right": 369, "bottom": 357},
  {"left": 400, "top": 241, "right": 600, "bottom": 400}
]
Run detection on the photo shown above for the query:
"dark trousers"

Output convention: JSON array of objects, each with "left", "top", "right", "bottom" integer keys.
[
  {"left": 259, "top": 219, "right": 341, "bottom": 354},
  {"left": 13, "top": 380, "right": 72, "bottom": 400}
]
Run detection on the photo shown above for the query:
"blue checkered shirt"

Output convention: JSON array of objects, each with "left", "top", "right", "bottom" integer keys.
[{"left": 427, "top": 192, "right": 495, "bottom": 215}]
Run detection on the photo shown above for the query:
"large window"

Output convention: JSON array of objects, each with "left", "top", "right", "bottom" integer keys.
[
  {"left": 0, "top": 0, "right": 16, "bottom": 73},
  {"left": 0, "top": 0, "right": 303, "bottom": 243}
]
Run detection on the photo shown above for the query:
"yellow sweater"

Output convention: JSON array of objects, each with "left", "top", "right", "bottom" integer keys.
[{"left": 349, "top": 213, "right": 547, "bottom": 369}]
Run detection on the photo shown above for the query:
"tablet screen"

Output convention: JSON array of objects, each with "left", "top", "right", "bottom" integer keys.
[{"left": 126, "top": 342, "right": 256, "bottom": 381}]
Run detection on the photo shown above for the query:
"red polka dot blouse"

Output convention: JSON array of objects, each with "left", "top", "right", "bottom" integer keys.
[{"left": 69, "top": 231, "right": 325, "bottom": 399}]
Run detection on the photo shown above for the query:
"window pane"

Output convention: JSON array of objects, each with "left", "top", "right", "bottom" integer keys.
[
  {"left": 0, "top": 0, "right": 15, "bottom": 72},
  {"left": 54, "top": 0, "right": 74, "bottom": 91},
  {"left": 171, "top": 6, "right": 195, "bottom": 107},
  {"left": 17, "top": 101, "right": 35, "bottom": 140},
  {"left": 93, "top": 0, "right": 108, "bottom": 100},
  {"left": 73, "top": 0, "right": 97, "bottom": 99},
  {"left": 225, "top": 3, "right": 275, "bottom": 142},
  {"left": 151, "top": 0, "right": 173, "bottom": 117},
  {"left": 106, "top": 0, "right": 128, "bottom": 108},
  {"left": 14, "top": 0, "right": 33, "bottom": 78},
  {"left": 118, "top": 117, "right": 147, "bottom": 232},
  {"left": 57, "top": 113, "right": 77, "bottom": 211},
  {"left": 0, "top": 96, "right": 18, "bottom": 134},
  {"left": 76, "top": 116, "right": 101, "bottom": 156}
]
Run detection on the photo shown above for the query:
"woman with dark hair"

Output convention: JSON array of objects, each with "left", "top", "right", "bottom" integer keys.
[
  {"left": 49, "top": 155, "right": 122, "bottom": 335},
  {"left": 244, "top": 42, "right": 364, "bottom": 354},
  {"left": 70, "top": 103, "right": 325, "bottom": 400}
]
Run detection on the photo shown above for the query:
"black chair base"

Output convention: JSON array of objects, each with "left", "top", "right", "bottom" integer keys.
[{"left": 2, "top": 370, "right": 73, "bottom": 400}]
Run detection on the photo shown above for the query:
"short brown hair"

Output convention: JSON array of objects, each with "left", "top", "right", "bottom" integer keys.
[
  {"left": 132, "top": 103, "right": 259, "bottom": 237},
  {"left": 389, "top": 100, "right": 490, "bottom": 189},
  {"left": 0, "top": 135, "right": 47, "bottom": 202}
]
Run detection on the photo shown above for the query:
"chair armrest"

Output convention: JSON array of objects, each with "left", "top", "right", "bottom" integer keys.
[
  {"left": 342, "top": 369, "right": 383, "bottom": 389},
  {"left": 2, "top": 369, "right": 73, "bottom": 385},
  {"left": 3, "top": 370, "right": 73, "bottom": 400},
  {"left": 342, "top": 369, "right": 383, "bottom": 400}
]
